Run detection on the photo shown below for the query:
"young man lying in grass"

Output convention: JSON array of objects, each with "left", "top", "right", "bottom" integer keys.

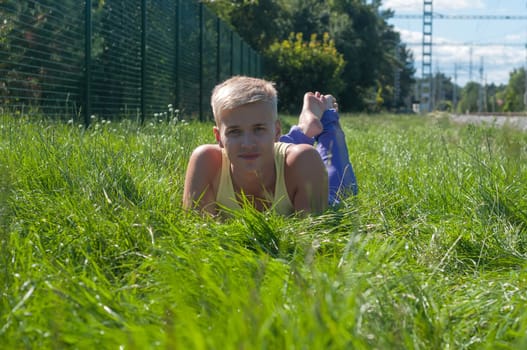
[{"left": 183, "top": 76, "right": 357, "bottom": 217}]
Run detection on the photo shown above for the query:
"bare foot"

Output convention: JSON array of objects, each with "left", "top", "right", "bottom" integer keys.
[
  {"left": 298, "top": 92, "right": 325, "bottom": 138},
  {"left": 324, "top": 94, "right": 338, "bottom": 112}
]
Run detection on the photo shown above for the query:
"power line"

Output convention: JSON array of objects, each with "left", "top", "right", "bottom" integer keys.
[
  {"left": 393, "top": 14, "right": 527, "bottom": 20},
  {"left": 395, "top": 1, "right": 527, "bottom": 111},
  {"left": 404, "top": 42, "right": 525, "bottom": 47}
]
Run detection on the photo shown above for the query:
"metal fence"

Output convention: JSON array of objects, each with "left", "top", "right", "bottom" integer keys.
[{"left": 0, "top": 0, "right": 262, "bottom": 124}]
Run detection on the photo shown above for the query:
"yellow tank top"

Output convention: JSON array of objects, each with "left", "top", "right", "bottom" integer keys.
[{"left": 216, "top": 142, "right": 294, "bottom": 215}]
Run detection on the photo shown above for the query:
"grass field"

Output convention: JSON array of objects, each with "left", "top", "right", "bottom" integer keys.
[{"left": 1, "top": 113, "right": 526, "bottom": 349}]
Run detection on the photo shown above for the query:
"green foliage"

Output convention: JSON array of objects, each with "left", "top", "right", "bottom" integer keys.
[
  {"left": 1, "top": 113, "right": 527, "bottom": 348},
  {"left": 205, "top": 0, "right": 414, "bottom": 112},
  {"left": 327, "top": 1, "right": 414, "bottom": 111},
  {"left": 503, "top": 68, "right": 526, "bottom": 112},
  {"left": 278, "top": 0, "right": 331, "bottom": 41},
  {"left": 436, "top": 100, "right": 453, "bottom": 112},
  {"left": 265, "top": 32, "right": 346, "bottom": 113},
  {"left": 486, "top": 83, "right": 507, "bottom": 113},
  {"left": 457, "top": 81, "right": 480, "bottom": 113},
  {"left": 205, "top": 0, "right": 287, "bottom": 50}
]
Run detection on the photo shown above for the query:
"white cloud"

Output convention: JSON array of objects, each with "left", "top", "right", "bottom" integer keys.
[
  {"left": 383, "top": 1, "right": 526, "bottom": 85},
  {"left": 397, "top": 28, "right": 523, "bottom": 85},
  {"left": 382, "top": 0, "right": 485, "bottom": 13},
  {"left": 504, "top": 33, "right": 524, "bottom": 42},
  {"left": 397, "top": 28, "right": 421, "bottom": 43}
]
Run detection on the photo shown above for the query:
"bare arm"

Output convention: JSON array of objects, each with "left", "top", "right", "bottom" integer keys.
[
  {"left": 182, "top": 144, "right": 222, "bottom": 215},
  {"left": 285, "top": 144, "right": 328, "bottom": 215}
]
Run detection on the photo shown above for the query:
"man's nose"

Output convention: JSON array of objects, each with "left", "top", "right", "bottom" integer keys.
[{"left": 241, "top": 132, "right": 255, "bottom": 147}]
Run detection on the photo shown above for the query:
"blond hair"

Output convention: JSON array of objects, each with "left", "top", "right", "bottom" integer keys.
[{"left": 211, "top": 76, "right": 278, "bottom": 123}]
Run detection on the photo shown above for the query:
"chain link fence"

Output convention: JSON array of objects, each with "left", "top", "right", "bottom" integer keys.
[{"left": 0, "top": 0, "right": 262, "bottom": 125}]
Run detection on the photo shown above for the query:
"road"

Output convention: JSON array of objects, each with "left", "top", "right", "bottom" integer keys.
[{"left": 450, "top": 114, "right": 527, "bottom": 131}]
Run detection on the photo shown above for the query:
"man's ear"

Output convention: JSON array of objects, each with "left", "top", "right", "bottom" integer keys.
[
  {"left": 274, "top": 120, "right": 282, "bottom": 142},
  {"left": 213, "top": 126, "right": 223, "bottom": 147}
]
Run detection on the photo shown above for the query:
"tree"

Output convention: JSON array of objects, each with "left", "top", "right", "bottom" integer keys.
[
  {"left": 265, "top": 32, "right": 346, "bottom": 113},
  {"left": 327, "top": 0, "right": 413, "bottom": 111},
  {"left": 429, "top": 72, "right": 455, "bottom": 111},
  {"left": 203, "top": 0, "right": 288, "bottom": 50},
  {"left": 204, "top": 0, "right": 415, "bottom": 112},
  {"left": 457, "top": 82, "right": 480, "bottom": 113},
  {"left": 486, "top": 83, "right": 506, "bottom": 113},
  {"left": 278, "top": 0, "right": 330, "bottom": 41},
  {"left": 502, "top": 68, "right": 525, "bottom": 112}
]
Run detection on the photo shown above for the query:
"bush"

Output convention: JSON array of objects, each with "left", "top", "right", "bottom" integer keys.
[{"left": 264, "top": 32, "right": 346, "bottom": 113}]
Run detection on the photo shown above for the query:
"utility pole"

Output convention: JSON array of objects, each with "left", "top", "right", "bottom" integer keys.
[
  {"left": 453, "top": 63, "right": 458, "bottom": 112},
  {"left": 524, "top": 43, "right": 527, "bottom": 110},
  {"left": 469, "top": 46, "right": 473, "bottom": 82},
  {"left": 478, "top": 56, "right": 484, "bottom": 112},
  {"left": 393, "top": 44, "right": 401, "bottom": 111},
  {"left": 421, "top": 0, "right": 433, "bottom": 112},
  {"left": 525, "top": 0, "right": 527, "bottom": 109},
  {"left": 435, "top": 65, "right": 441, "bottom": 108},
  {"left": 403, "top": 6, "right": 527, "bottom": 98},
  {"left": 484, "top": 74, "right": 488, "bottom": 112}
]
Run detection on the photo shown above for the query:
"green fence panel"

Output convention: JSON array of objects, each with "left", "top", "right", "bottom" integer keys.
[
  {"left": 200, "top": 5, "right": 218, "bottom": 121},
  {"left": 231, "top": 32, "right": 242, "bottom": 76},
  {"left": 144, "top": 0, "right": 177, "bottom": 119},
  {"left": 176, "top": 0, "right": 200, "bottom": 120},
  {"left": 217, "top": 21, "right": 233, "bottom": 81},
  {"left": 0, "top": 0, "right": 261, "bottom": 124},
  {"left": 0, "top": 0, "right": 85, "bottom": 119},
  {"left": 90, "top": 0, "right": 142, "bottom": 120}
]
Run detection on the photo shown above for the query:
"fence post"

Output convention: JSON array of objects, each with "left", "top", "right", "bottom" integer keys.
[
  {"left": 230, "top": 31, "right": 234, "bottom": 76},
  {"left": 199, "top": 2, "right": 204, "bottom": 121},
  {"left": 216, "top": 17, "right": 221, "bottom": 82},
  {"left": 140, "top": 0, "right": 147, "bottom": 124},
  {"left": 174, "top": 0, "right": 181, "bottom": 113},
  {"left": 84, "top": 0, "right": 92, "bottom": 127},
  {"left": 240, "top": 40, "right": 244, "bottom": 75}
]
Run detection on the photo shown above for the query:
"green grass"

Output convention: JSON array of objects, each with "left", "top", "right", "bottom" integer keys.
[{"left": 1, "top": 113, "right": 526, "bottom": 349}]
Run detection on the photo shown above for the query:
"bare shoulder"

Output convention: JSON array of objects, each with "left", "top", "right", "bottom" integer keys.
[
  {"left": 183, "top": 144, "right": 223, "bottom": 213},
  {"left": 284, "top": 143, "right": 323, "bottom": 167},
  {"left": 187, "top": 144, "right": 223, "bottom": 185},
  {"left": 284, "top": 143, "right": 326, "bottom": 184},
  {"left": 284, "top": 143, "right": 328, "bottom": 214},
  {"left": 189, "top": 144, "right": 223, "bottom": 166}
]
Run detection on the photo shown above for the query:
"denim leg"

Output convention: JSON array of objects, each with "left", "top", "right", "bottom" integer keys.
[
  {"left": 279, "top": 112, "right": 357, "bottom": 205},
  {"left": 279, "top": 125, "right": 315, "bottom": 146},
  {"left": 316, "top": 110, "right": 358, "bottom": 204}
]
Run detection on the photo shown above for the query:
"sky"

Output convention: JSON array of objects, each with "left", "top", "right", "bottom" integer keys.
[{"left": 381, "top": 0, "right": 527, "bottom": 86}]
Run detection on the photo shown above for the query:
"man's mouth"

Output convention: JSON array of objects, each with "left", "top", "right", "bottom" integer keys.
[{"left": 239, "top": 153, "right": 259, "bottom": 160}]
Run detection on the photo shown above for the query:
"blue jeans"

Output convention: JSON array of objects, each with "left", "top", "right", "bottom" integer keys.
[{"left": 279, "top": 109, "right": 358, "bottom": 205}]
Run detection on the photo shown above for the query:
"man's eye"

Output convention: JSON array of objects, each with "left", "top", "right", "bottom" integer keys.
[{"left": 227, "top": 129, "right": 241, "bottom": 135}]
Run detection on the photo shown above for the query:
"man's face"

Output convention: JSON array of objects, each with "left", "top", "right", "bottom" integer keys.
[{"left": 214, "top": 101, "right": 281, "bottom": 175}]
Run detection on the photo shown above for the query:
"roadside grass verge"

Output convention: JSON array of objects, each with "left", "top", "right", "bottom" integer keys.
[{"left": 1, "top": 113, "right": 526, "bottom": 349}]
